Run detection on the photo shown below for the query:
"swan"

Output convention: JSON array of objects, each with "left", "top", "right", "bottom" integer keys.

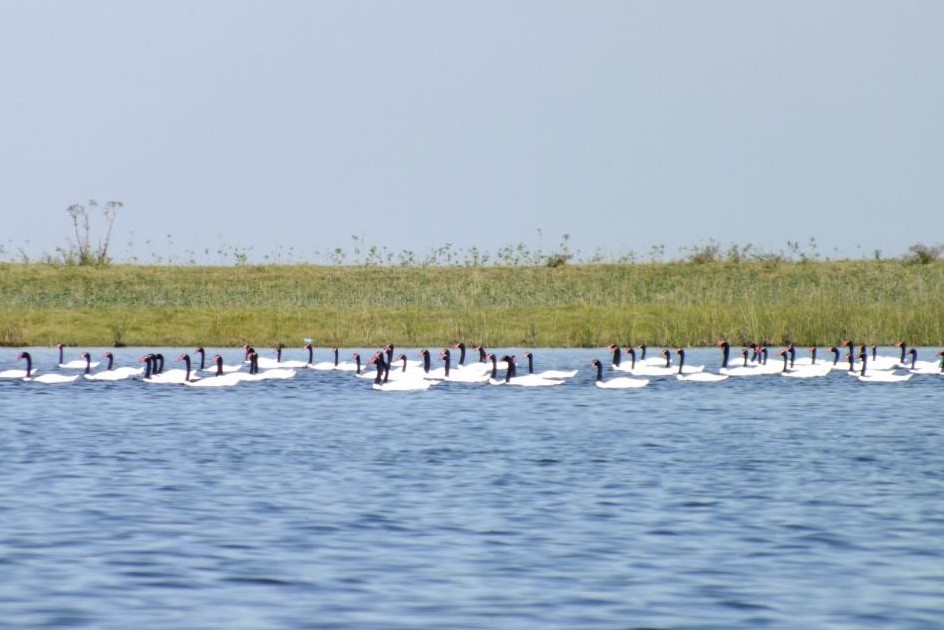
[
  {"left": 501, "top": 355, "right": 565, "bottom": 386},
  {"left": 676, "top": 349, "right": 728, "bottom": 382},
  {"left": 856, "top": 352, "right": 911, "bottom": 383},
  {"left": 83, "top": 352, "right": 143, "bottom": 380},
  {"left": 453, "top": 343, "right": 492, "bottom": 376},
  {"left": 591, "top": 359, "right": 648, "bottom": 389},
  {"left": 270, "top": 343, "right": 311, "bottom": 368},
  {"left": 56, "top": 343, "right": 99, "bottom": 369},
  {"left": 522, "top": 351, "right": 577, "bottom": 379},
  {"left": 0, "top": 356, "right": 35, "bottom": 379},
  {"left": 637, "top": 344, "right": 667, "bottom": 367},
  {"left": 186, "top": 355, "right": 248, "bottom": 387},
  {"left": 905, "top": 348, "right": 944, "bottom": 375},
  {"left": 17, "top": 352, "right": 78, "bottom": 383},
  {"left": 439, "top": 348, "right": 489, "bottom": 383}
]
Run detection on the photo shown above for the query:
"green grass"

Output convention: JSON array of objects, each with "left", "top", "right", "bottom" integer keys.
[{"left": 2, "top": 260, "right": 943, "bottom": 347}]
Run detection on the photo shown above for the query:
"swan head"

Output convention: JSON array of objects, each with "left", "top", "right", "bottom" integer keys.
[
  {"left": 17, "top": 351, "right": 30, "bottom": 360},
  {"left": 178, "top": 353, "right": 189, "bottom": 362},
  {"left": 81, "top": 352, "right": 90, "bottom": 359},
  {"left": 104, "top": 352, "right": 114, "bottom": 359},
  {"left": 195, "top": 346, "right": 204, "bottom": 353}
]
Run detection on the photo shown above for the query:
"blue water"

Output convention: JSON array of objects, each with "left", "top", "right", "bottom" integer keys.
[{"left": 1, "top": 347, "right": 942, "bottom": 629}]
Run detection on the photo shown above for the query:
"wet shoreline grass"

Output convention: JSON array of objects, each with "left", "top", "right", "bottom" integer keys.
[{"left": 2, "top": 260, "right": 943, "bottom": 347}]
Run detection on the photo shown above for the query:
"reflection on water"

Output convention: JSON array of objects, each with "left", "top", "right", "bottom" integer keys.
[{"left": 1, "top": 347, "right": 942, "bottom": 628}]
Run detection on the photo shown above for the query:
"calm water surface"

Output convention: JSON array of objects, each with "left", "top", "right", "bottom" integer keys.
[{"left": 1, "top": 347, "right": 942, "bottom": 629}]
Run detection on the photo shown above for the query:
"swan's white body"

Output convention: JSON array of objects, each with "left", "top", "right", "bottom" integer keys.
[
  {"left": 0, "top": 368, "right": 32, "bottom": 379},
  {"left": 857, "top": 371, "right": 912, "bottom": 383},
  {"left": 185, "top": 372, "right": 248, "bottom": 387},
  {"left": 25, "top": 373, "right": 79, "bottom": 384},
  {"left": 677, "top": 371, "right": 729, "bottom": 382},
  {"left": 854, "top": 353, "right": 912, "bottom": 383},
  {"left": 85, "top": 366, "right": 144, "bottom": 381},
  {"left": 145, "top": 369, "right": 200, "bottom": 384},
  {"left": 60, "top": 358, "right": 99, "bottom": 369},
  {"left": 781, "top": 363, "right": 831, "bottom": 378},
  {"left": 243, "top": 368, "right": 297, "bottom": 381}
]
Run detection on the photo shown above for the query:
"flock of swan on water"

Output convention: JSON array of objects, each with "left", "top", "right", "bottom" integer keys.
[{"left": 1, "top": 340, "right": 942, "bottom": 390}]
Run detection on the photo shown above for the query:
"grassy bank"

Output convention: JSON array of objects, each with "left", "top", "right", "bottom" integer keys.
[{"left": 1, "top": 260, "right": 943, "bottom": 347}]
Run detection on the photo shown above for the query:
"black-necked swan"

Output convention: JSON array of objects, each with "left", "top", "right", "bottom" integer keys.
[
  {"left": 591, "top": 359, "right": 648, "bottom": 389},
  {"left": 18, "top": 352, "right": 78, "bottom": 383},
  {"left": 84, "top": 352, "right": 143, "bottom": 380},
  {"left": 856, "top": 351, "right": 911, "bottom": 383},
  {"left": 676, "top": 349, "right": 728, "bottom": 382},
  {"left": 522, "top": 351, "right": 577, "bottom": 379},
  {"left": 56, "top": 343, "right": 99, "bottom": 369},
  {"left": 904, "top": 348, "right": 943, "bottom": 374}
]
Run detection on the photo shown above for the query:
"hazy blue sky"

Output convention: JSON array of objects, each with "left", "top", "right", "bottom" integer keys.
[{"left": 2, "top": 1, "right": 941, "bottom": 263}]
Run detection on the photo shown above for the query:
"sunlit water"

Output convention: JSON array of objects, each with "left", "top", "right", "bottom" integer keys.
[{"left": 1, "top": 347, "right": 942, "bottom": 629}]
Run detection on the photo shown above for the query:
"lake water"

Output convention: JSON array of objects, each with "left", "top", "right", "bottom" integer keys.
[{"left": 1, "top": 347, "right": 942, "bottom": 629}]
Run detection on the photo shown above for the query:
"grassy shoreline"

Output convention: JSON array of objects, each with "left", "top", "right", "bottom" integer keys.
[{"left": 2, "top": 261, "right": 943, "bottom": 347}]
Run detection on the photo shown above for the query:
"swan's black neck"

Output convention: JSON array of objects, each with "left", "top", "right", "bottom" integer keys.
[
  {"left": 249, "top": 353, "right": 259, "bottom": 375},
  {"left": 810, "top": 346, "right": 818, "bottom": 364},
  {"left": 741, "top": 349, "right": 749, "bottom": 367},
  {"left": 639, "top": 344, "right": 647, "bottom": 360},
  {"left": 899, "top": 342, "right": 908, "bottom": 363},
  {"left": 489, "top": 355, "right": 497, "bottom": 379},
  {"left": 215, "top": 355, "right": 224, "bottom": 376},
  {"left": 306, "top": 344, "right": 313, "bottom": 365},
  {"left": 720, "top": 342, "right": 730, "bottom": 368},
  {"left": 181, "top": 355, "right": 192, "bottom": 382},
  {"left": 611, "top": 345, "right": 621, "bottom": 367},
  {"left": 677, "top": 349, "right": 685, "bottom": 374},
  {"left": 456, "top": 343, "right": 466, "bottom": 366},
  {"left": 195, "top": 347, "right": 205, "bottom": 370},
  {"left": 353, "top": 354, "right": 362, "bottom": 374},
  {"left": 859, "top": 353, "right": 867, "bottom": 376},
  {"left": 142, "top": 355, "right": 152, "bottom": 379},
  {"left": 594, "top": 360, "right": 603, "bottom": 382},
  {"left": 477, "top": 346, "right": 487, "bottom": 362},
  {"left": 663, "top": 350, "right": 671, "bottom": 368},
  {"left": 526, "top": 353, "right": 535, "bottom": 374},
  {"left": 275, "top": 345, "right": 283, "bottom": 362},
  {"left": 908, "top": 348, "right": 917, "bottom": 370},
  {"left": 333, "top": 347, "right": 339, "bottom": 366},
  {"left": 788, "top": 345, "right": 796, "bottom": 368},
  {"left": 106, "top": 354, "right": 114, "bottom": 371},
  {"left": 422, "top": 350, "right": 431, "bottom": 373},
  {"left": 441, "top": 349, "right": 451, "bottom": 377},
  {"left": 21, "top": 352, "right": 32, "bottom": 377},
  {"left": 57, "top": 345, "right": 63, "bottom": 365},
  {"left": 84, "top": 354, "right": 91, "bottom": 375},
  {"left": 626, "top": 347, "right": 636, "bottom": 369},
  {"left": 155, "top": 354, "right": 165, "bottom": 374}
]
